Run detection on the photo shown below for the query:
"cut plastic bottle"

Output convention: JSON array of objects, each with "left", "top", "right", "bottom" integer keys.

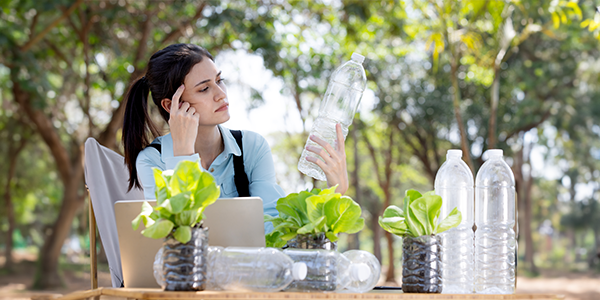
[
  {"left": 154, "top": 246, "right": 307, "bottom": 292},
  {"left": 298, "top": 52, "right": 367, "bottom": 181},
  {"left": 283, "top": 248, "right": 380, "bottom": 293},
  {"left": 434, "top": 149, "right": 475, "bottom": 294},
  {"left": 474, "top": 149, "right": 516, "bottom": 294}
]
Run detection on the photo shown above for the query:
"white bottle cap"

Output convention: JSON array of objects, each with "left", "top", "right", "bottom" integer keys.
[
  {"left": 351, "top": 52, "right": 365, "bottom": 64},
  {"left": 292, "top": 262, "right": 307, "bottom": 281},
  {"left": 447, "top": 149, "right": 462, "bottom": 158},
  {"left": 487, "top": 149, "right": 503, "bottom": 158},
  {"left": 350, "top": 263, "right": 371, "bottom": 282}
]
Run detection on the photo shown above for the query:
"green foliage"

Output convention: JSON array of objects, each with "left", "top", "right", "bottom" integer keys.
[
  {"left": 132, "top": 160, "right": 219, "bottom": 244},
  {"left": 379, "top": 189, "right": 461, "bottom": 238},
  {"left": 265, "top": 186, "right": 365, "bottom": 247}
]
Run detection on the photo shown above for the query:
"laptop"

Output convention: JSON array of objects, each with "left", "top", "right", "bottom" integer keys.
[{"left": 114, "top": 197, "right": 266, "bottom": 288}]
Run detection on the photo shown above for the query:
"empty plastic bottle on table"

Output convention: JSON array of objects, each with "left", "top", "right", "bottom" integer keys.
[
  {"left": 283, "top": 249, "right": 380, "bottom": 293},
  {"left": 207, "top": 246, "right": 307, "bottom": 292},
  {"left": 474, "top": 149, "right": 516, "bottom": 294},
  {"left": 155, "top": 246, "right": 307, "bottom": 292},
  {"left": 434, "top": 149, "right": 474, "bottom": 294},
  {"left": 298, "top": 52, "right": 367, "bottom": 181}
]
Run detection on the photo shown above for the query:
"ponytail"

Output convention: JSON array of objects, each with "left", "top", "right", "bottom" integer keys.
[{"left": 123, "top": 76, "right": 161, "bottom": 191}]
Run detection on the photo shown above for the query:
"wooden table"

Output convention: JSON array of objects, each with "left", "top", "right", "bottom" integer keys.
[{"left": 55, "top": 288, "right": 564, "bottom": 300}]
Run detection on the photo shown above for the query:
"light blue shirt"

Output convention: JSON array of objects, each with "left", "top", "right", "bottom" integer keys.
[{"left": 136, "top": 125, "right": 284, "bottom": 230}]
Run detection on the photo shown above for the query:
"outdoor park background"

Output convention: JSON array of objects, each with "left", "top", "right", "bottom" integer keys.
[{"left": 1, "top": 0, "right": 600, "bottom": 299}]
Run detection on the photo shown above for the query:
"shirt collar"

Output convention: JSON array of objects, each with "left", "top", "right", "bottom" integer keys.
[{"left": 160, "top": 124, "right": 240, "bottom": 162}]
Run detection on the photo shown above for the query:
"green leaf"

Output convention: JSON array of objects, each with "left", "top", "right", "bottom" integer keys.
[
  {"left": 175, "top": 210, "right": 197, "bottom": 226},
  {"left": 153, "top": 168, "right": 170, "bottom": 204},
  {"left": 378, "top": 205, "right": 407, "bottom": 236},
  {"left": 306, "top": 194, "right": 328, "bottom": 223},
  {"left": 132, "top": 201, "right": 155, "bottom": 230},
  {"left": 318, "top": 185, "right": 338, "bottom": 195},
  {"left": 169, "top": 191, "right": 192, "bottom": 214},
  {"left": 276, "top": 191, "right": 311, "bottom": 225},
  {"left": 192, "top": 184, "right": 220, "bottom": 211},
  {"left": 281, "top": 232, "right": 298, "bottom": 241},
  {"left": 325, "top": 231, "right": 338, "bottom": 242},
  {"left": 297, "top": 220, "right": 317, "bottom": 234},
  {"left": 170, "top": 160, "right": 201, "bottom": 195},
  {"left": 406, "top": 201, "right": 425, "bottom": 237},
  {"left": 436, "top": 207, "right": 462, "bottom": 234},
  {"left": 344, "top": 218, "right": 365, "bottom": 234},
  {"left": 173, "top": 226, "right": 192, "bottom": 244},
  {"left": 141, "top": 219, "right": 174, "bottom": 239},
  {"left": 324, "top": 196, "right": 364, "bottom": 234},
  {"left": 409, "top": 194, "right": 442, "bottom": 235},
  {"left": 265, "top": 231, "right": 287, "bottom": 248}
]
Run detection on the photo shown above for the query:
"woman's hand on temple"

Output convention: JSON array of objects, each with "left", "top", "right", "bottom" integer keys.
[
  {"left": 166, "top": 85, "right": 199, "bottom": 156},
  {"left": 304, "top": 123, "right": 349, "bottom": 195}
]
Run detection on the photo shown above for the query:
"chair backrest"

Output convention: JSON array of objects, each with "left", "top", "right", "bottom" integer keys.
[{"left": 84, "top": 137, "right": 144, "bottom": 287}]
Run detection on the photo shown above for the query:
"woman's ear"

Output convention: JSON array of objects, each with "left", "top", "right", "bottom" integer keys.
[{"left": 161, "top": 99, "right": 172, "bottom": 113}]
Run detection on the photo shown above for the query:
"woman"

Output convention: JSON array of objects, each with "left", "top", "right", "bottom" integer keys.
[{"left": 122, "top": 43, "right": 348, "bottom": 220}]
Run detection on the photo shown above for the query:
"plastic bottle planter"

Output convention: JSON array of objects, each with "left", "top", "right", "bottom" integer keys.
[
  {"left": 285, "top": 233, "right": 337, "bottom": 250},
  {"left": 402, "top": 235, "right": 443, "bottom": 293},
  {"left": 162, "top": 226, "right": 209, "bottom": 291},
  {"left": 285, "top": 233, "right": 337, "bottom": 292}
]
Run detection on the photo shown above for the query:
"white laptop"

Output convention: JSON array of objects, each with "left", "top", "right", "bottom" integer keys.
[{"left": 114, "top": 197, "right": 266, "bottom": 288}]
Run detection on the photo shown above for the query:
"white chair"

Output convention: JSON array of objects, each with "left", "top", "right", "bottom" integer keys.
[{"left": 84, "top": 137, "right": 144, "bottom": 288}]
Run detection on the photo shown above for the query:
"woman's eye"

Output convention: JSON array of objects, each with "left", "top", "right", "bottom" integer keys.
[
  {"left": 199, "top": 87, "right": 208, "bottom": 92},
  {"left": 218, "top": 78, "right": 225, "bottom": 84}
]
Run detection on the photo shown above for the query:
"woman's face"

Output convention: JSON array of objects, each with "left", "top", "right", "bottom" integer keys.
[{"left": 164, "top": 58, "right": 230, "bottom": 126}]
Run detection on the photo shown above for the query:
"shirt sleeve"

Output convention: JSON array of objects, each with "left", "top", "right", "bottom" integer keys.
[{"left": 243, "top": 131, "right": 286, "bottom": 220}]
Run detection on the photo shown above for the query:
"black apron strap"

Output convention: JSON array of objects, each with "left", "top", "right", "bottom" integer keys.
[
  {"left": 230, "top": 130, "right": 250, "bottom": 197},
  {"left": 147, "top": 143, "right": 161, "bottom": 153}
]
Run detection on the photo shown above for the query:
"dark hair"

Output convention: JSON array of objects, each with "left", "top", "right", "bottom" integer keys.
[{"left": 122, "top": 44, "right": 214, "bottom": 191}]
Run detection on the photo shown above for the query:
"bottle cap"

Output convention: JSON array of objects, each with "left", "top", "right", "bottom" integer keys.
[
  {"left": 292, "top": 262, "right": 307, "bottom": 281},
  {"left": 447, "top": 149, "right": 462, "bottom": 158},
  {"left": 350, "top": 263, "right": 371, "bottom": 282},
  {"left": 487, "top": 149, "right": 503, "bottom": 158},
  {"left": 351, "top": 52, "right": 365, "bottom": 64}
]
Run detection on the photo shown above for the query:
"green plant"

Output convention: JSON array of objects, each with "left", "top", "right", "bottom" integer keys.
[
  {"left": 264, "top": 186, "right": 365, "bottom": 247},
  {"left": 131, "top": 160, "right": 220, "bottom": 243},
  {"left": 379, "top": 189, "right": 461, "bottom": 238}
]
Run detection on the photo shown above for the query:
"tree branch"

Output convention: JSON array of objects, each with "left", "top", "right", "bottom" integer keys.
[
  {"left": 20, "top": 0, "right": 85, "bottom": 52},
  {"left": 503, "top": 110, "right": 552, "bottom": 142}
]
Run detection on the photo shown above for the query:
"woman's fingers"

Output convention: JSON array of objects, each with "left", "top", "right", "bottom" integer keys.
[
  {"left": 170, "top": 84, "right": 185, "bottom": 112},
  {"left": 335, "top": 123, "right": 346, "bottom": 153},
  {"left": 309, "top": 134, "right": 339, "bottom": 161}
]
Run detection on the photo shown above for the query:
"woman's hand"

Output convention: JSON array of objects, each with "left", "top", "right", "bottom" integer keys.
[
  {"left": 305, "top": 123, "right": 349, "bottom": 195},
  {"left": 165, "top": 85, "right": 199, "bottom": 156}
]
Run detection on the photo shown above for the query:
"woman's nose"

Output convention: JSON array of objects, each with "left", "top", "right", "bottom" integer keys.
[{"left": 214, "top": 85, "right": 226, "bottom": 101}]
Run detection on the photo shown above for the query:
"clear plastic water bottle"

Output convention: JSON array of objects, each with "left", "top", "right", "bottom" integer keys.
[
  {"left": 283, "top": 249, "right": 380, "bottom": 293},
  {"left": 208, "top": 247, "right": 307, "bottom": 292},
  {"left": 434, "top": 149, "right": 474, "bottom": 294},
  {"left": 298, "top": 52, "right": 367, "bottom": 181},
  {"left": 155, "top": 246, "right": 307, "bottom": 292},
  {"left": 342, "top": 250, "right": 381, "bottom": 293},
  {"left": 474, "top": 149, "right": 516, "bottom": 294}
]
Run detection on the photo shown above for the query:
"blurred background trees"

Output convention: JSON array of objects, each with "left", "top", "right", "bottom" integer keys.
[{"left": 0, "top": 0, "right": 599, "bottom": 289}]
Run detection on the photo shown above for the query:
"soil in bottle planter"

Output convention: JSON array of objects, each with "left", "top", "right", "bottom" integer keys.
[{"left": 402, "top": 235, "right": 443, "bottom": 293}]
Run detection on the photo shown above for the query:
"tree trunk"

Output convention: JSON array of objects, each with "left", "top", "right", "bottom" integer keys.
[
  {"left": 488, "top": 68, "right": 500, "bottom": 149},
  {"left": 450, "top": 62, "right": 474, "bottom": 173},
  {"left": 347, "top": 125, "right": 361, "bottom": 250},
  {"left": 33, "top": 154, "right": 85, "bottom": 288},
  {"left": 371, "top": 211, "right": 382, "bottom": 263},
  {"left": 3, "top": 129, "right": 27, "bottom": 271},
  {"left": 522, "top": 140, "right": 537, "bottom": 274}
]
